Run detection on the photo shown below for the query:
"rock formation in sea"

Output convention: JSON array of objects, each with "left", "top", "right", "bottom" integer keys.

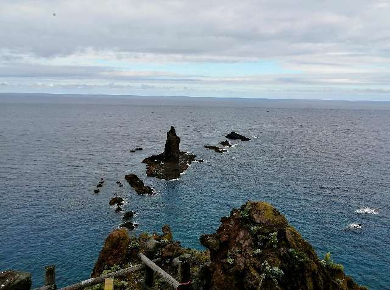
[
  {"left": 226, "top": 131, "right": 250, "bottom": 141},
  {"left": 125, "top": 174, "right": 155, "bottom": 195},
  {"left": 142, "top": 126, "right": 196, "bottom": 180},
  {"left": 109, "top": 197, "right": 124, "bottom": 206},
  {"left": 220, "top": 140, "right": 232, "bottom": 147},
  {"left": 91, "top": 201, "right": 366, "bottom": 290},
  {"left": 204, "top": 145, "right": 227, "bottom": 153}
]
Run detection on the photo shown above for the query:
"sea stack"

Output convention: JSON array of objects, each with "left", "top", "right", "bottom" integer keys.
[{"left": 142, "top": 126, "right": 196, "bottom": 180}]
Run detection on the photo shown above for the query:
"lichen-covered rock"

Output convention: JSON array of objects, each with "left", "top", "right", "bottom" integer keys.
[
  {"left": 125, "top": 174, "right": 155, "bottom": 195},
  {"left": 91, "top": 228, "right": 130, "bottom": 277},
  {"left": 0, "top": 271, "right": 31, "bottom": 290},
  {"left": 200, "top": 201, "right": 366, "bottom": 290},
  {"left": 142, "top": 126, "right": 196, "bottom": 180}
]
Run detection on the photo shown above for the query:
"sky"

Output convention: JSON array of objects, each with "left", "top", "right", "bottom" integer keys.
[{"left": 0, "top": 0, "right": 390, "bottom": 100}]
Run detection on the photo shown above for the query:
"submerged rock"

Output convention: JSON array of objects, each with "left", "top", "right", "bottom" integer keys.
[
  {"left": 109, "top": 197, "right": 124, "bottom": 206},
  {"left": 123, "top": 211, "right": 136, "bottom": 220},
  {"left": 220, "top": 140, "right": 232, "bottom": 147},
  {"left": 120, "top": 221, "right": 138, "bottom": 231},
  {"left": 142, "top": 126, "right": 196, "bottom": 180},
  {"left": 91, "top": 228, "right": 130, "bottom": 277},
  {"left": 0, "top": 271, "right": 31, "bottom": 290},
  {"left": 125, "top": 174, "right": 154, "bottom": 195},
  {"left": 204, "top": 145, "right": 227, "bottom": 153},
  {"left": 200, "top": 201, "right": 366, "bottom": 290},
  {"left": 226, "top": 131, "right": 250, "bottom": 141}
]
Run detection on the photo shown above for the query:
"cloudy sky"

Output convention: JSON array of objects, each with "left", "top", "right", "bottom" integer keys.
[{"left": 1, "top": 0, "right": 390, "bottom": 100}]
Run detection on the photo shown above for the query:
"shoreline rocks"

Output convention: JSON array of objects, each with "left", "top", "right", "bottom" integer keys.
[
  {"left": 125, "top": 174, "right": 154, "bottom": 195},
  {"left": 91, "top": 201, "right": 366, "bottom": 290},
  {"left": 226, "top": 131, "right": 250, "bottom": 141},
  {"left": 200, "top": 201, "right": 366, "bottom": 290},
  {"left": 0, "top": 271, "right": 31, "bottom": 290},
  {"left": 142, "top": 126, "right": 196, "bottom": 180}
]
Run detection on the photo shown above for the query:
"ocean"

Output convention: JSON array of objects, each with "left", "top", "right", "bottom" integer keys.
[{"left": 0, "top": 94, "right": 389, "bottom": 289}]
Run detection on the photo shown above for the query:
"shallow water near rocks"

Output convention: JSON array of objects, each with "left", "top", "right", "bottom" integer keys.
[{"left": 0, "top": 95, "right": 389, "bottom": 289}]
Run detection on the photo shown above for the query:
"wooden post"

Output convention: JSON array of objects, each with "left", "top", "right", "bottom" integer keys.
[
  {"left": 178, "top": 260, "right": 192, "bottom": 290},
  {"left": 143, "top": 251, "right": 154, "bottom": 289},
  {"left": 45, "top": 265, "right": 56, "bottom": 290},
  {"left": 104, "top": 278, "right": 114, "bottom": 290}
]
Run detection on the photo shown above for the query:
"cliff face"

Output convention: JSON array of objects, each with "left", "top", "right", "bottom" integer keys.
[
  {"left": 200, "top": 201, "right": 366, "bottom": 290},
  {"left": 91, "top": 201, "right": 366, "bottom": 290}
]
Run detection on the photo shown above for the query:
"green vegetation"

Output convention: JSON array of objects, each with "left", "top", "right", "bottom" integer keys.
[{"left": 321, "top": 252, "right": 344, "bottom": 271}]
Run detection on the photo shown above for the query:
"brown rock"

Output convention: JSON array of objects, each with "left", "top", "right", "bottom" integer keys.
[
  {"left": 109, "top": 197, "right": 124, "bottom": 206},
  {"left": 200, "top": 201, "right": 366, "bottom": 290},
  {"left": 91, "top": 229, "right": 130, "bottom": 277},
  {"left": 125, "top": 174, "right": 155, "bottom": 195},
  {"left": 142, "top": 126, "right": 196, "bottom": 180}
]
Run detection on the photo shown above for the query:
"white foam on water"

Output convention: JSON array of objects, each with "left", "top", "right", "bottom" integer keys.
[
  {"left": 355, "top": 207, "right": 379, "bottom": 215},
  {"left": 347, "top": 223, "right": 362, "bottom": 230}
]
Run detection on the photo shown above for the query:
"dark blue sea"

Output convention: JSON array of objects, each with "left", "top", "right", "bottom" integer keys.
[{"left": 1, "top": 94, "right": 389, "bottom": 289}]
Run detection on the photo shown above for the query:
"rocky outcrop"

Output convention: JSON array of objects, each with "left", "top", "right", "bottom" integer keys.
[
  {"left": 125, "top": 174, "right": 154, "bottom": 195},
  {"left": 204, "top": 145, "right": 227, "bottom": 153},
  {"left": 120, "top": 221, "right": 137, "bottom": 231},
  {"left": 91, "top": 228, "right": 130, "bottom": 277},
  {"left": 109, "top": 197, "right": 124, "bottom": 206},
  {"left": 220, "top": 140, "right": 232, "bottom": 147},
  {"left": 91, "top": 201, "right": 366, "bottom": 290},
  {"left": 0, "top": 271, "right": 31, "bottom": 290},
  {"left": 226, "top": 132, "right": 250, "bottom": 141},
  {"left": 200, "top": 201, "right": 366, "bottom": 290},
  {"left": 123, "top": 211, "right": 135, "bottom": 220},
  {"left": 142, "top": 127, "right": 196, "bottom": 180}
]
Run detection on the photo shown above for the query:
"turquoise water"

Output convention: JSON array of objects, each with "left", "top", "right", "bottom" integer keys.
[{"left": 0, "top": 94, "right": 389, "bottom": 289}]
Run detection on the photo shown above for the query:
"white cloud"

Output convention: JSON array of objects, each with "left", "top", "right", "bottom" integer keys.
[{"left": 0, "top": 0, "right": 390, "bottom": 99}]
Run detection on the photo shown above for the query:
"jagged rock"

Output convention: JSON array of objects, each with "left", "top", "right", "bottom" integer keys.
[
  {"left": 220, "top": 140, "right": 232, "bottom": 147},
  {"left": 124, "top": 174, "right": 154, "bottom": 195},
  {"left": 115, "top": 205, "right": 123, "bottom": 212},
  {"left": 204, "top": 145, "right": 227, "bottom": 153},
  {"left": 91, "top": 228, "right": 130, "bottom": 277},
  {"left": 120, "top": 222, "right": 138, "bottom": 231},
  {"left": 163, "top": 126, "right": 180, "bottom": 161},
  {"left": 142, "top": 126, "right": 196, "bottom": 180},
  {"left": 200, "top": 201, "right": 366, "bottom": 290},
  {"left": 0, "top": 271, "right": 31, "bottom": 290},
  {"left": 109, "top": 197, "right": 124, "bottom": 206},
  {"left": 123, "top": 211, "right": 136, "bottom": 220},
  {"left": 226, "top": 132, "right": 250, "bottom": 141}
]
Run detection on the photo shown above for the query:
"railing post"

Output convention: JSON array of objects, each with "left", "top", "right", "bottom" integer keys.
[
  {"left": 143, "top": 251, "right": 154, "bottom": 289},
  {"left": 104, "top": 278, "right": 114, "bottom": 290},
  {"left": 45, "top": 265, "right": 56, "bottom": 290},
  {"left": 178, "top": 259, "right": 192, "bottom": 290}
]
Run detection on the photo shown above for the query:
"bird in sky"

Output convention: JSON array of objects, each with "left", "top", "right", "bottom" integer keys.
[{"left": 53, "top": 13, "right": 56, "bottom": 16}]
